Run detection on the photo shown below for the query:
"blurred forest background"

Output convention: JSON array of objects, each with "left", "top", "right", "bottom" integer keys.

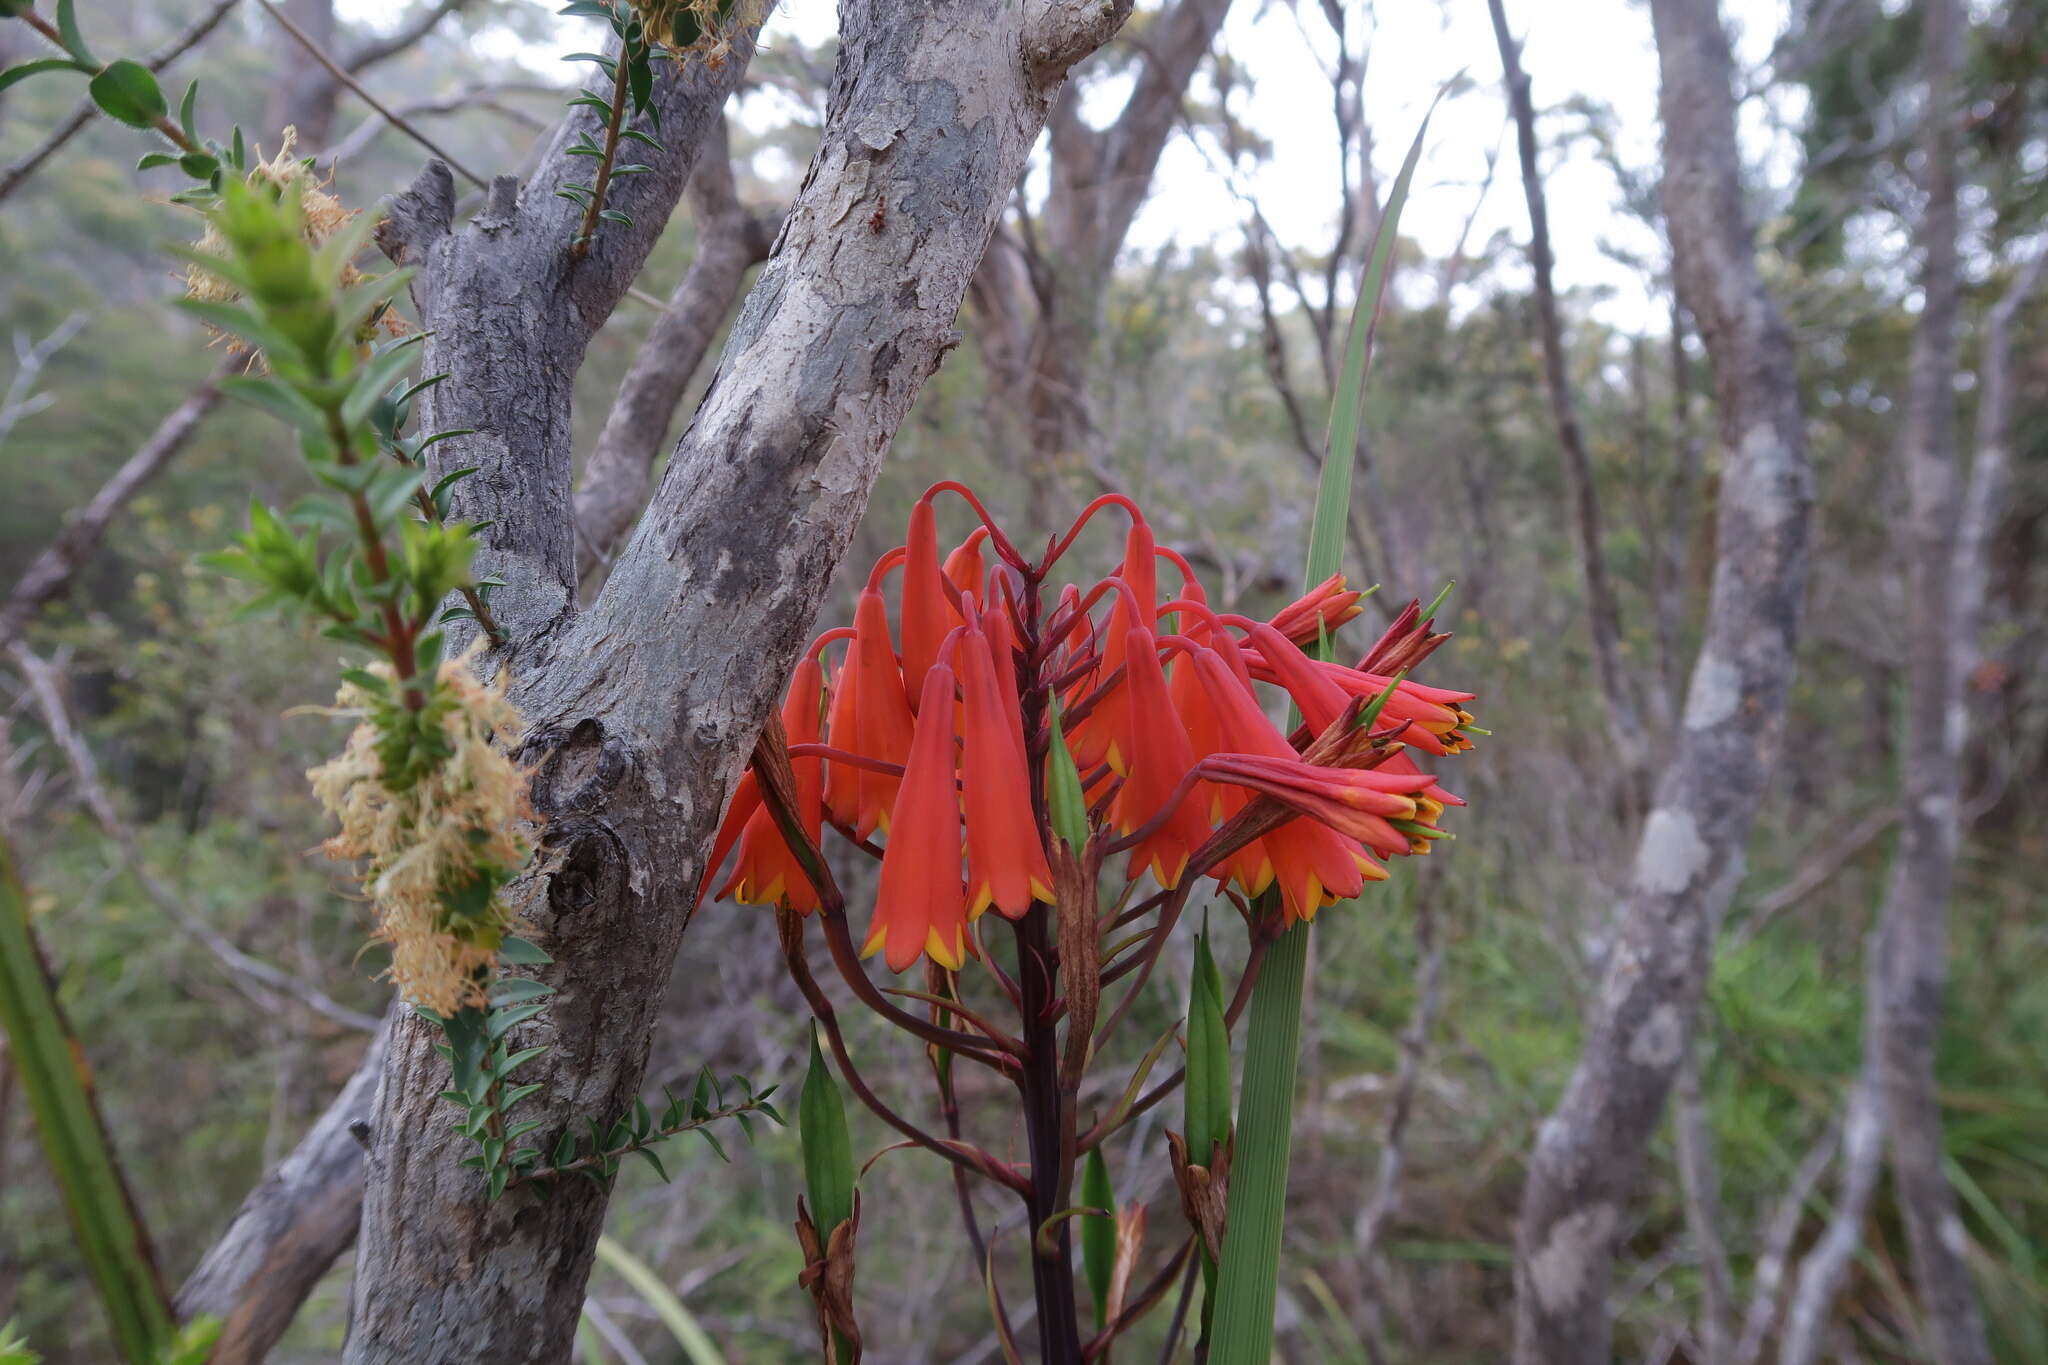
[{"left": 1, "top": 0, "right": 2044, "bottom": 1360}]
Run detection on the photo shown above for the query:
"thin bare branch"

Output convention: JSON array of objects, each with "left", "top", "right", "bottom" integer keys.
[
  {"left": 6, "top": 644, "right": 380, "bottom": 1035},
  {"left": 0, "top": 364, "right": 233, "bottom": 655}
]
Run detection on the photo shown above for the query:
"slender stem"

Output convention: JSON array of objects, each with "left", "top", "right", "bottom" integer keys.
[
  {"left": 20, "top": 8, "right": 204, "bottom": 156},
  {"left": 506, "top": 1095, "right": 772, "bottom": 1188},
  {"left": 1077, "top": 938, "right": 1267, "bottom": 1152},
  {"left": 254, "top": 0, "right": 487, "bottom": 189},
  {"left": 779, "top": 912, "right": 1027, "bottom": 1195},
  {"left": 1157, "top": 1253, "right": 1201, "bottom": 1365},
  {"left": 816, "top": 909, "right": 1021, "bottom": 1070},
  {"left": 1092, "top": 879, "right": 1198, "bottom": 1050},
  {"left": 569, "top": 38, "right": 633, "bottom": 262},
  {"left": 1014, "top": 910, "right": 1085, "bottom": 1365},
  {"left": 408, "top": 485, "right": 506, "bottom": 646},
  {"left": 1083, "top": 1237, "right": 1195, "bottom": 1361},
  {"left": 326, "top": 408, "right": 421, "bottom": 704}
]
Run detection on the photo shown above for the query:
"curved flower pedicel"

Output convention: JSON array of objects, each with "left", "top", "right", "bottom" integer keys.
[{"left": 696, "top": 484, "right": 1478, "bottom": 1360}]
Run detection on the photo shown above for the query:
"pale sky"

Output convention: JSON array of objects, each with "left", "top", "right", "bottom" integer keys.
[{"left": 347, "top": 0, "right": 1800, "bottom": 332}]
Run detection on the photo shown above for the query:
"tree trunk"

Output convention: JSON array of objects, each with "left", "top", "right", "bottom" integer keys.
[
  {"left": 574, "top": 113, "right": 773, "bottom": 585},
  {"left": 1511, "top": 1, "right": 1813, "bottom": 1358},
  {"left": 1870, "top": 0, "right": 1994, "bottom": 1357},
  {"left": 969, "top": 0, "right": 1232, "bottom": 524},
  {"left": 176, "top": 1007, "right": 393, "bottom": 1365},
  {"left": 344, "top": 3, "right": 1134, "bottom": 1359}
]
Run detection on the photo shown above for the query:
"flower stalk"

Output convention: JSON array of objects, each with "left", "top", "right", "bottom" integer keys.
[{"left": 703, "top": 477, "right": 1477, "bottom": 1361}]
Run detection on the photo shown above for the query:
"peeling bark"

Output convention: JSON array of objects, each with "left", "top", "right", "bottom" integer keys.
[
  {"left": 344, "top": 3, "right": 1131, "bottom": 1359},
  {"left": 1511, "top": 1, "right": 1813, "bottom": 1358}
]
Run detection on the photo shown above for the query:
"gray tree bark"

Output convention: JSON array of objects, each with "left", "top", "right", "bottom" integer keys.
[
  {"left": 175, "top": 1007, "right": 394, "bottom": 1365},
  {"left": 1510, "top": 1, "right": 1814, "bottom": 1359},
  {"left": 1869, "top": 0, "right": 1994, "bottom": 1357},
  {"left": 345, "top": 2, "right": 1134, "bottom": 1359},
  {"left": 573, "top": 113, "right": 775, "bottom": 585}
]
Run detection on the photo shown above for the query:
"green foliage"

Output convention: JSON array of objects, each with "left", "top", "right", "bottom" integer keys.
[
  {"left": 0, "top": 840, "right": 175, "bottom": 1363},
  {"left": 1080, "top": 1149, "right": 1115, "bottom": 1330},
  {"left": 798, "top": 1027, "right": 854, "bottom": 1237},
  {"left": 555, "top": 1, "right": 667, "bottom": 251},
  {"left": 1209, "top": 95, "right": 1441, "bottom": 1365}
]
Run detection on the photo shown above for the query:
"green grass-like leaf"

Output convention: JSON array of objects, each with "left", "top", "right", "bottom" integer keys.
[{"left": 1208, "top": 90, "right": 1443, "bottom": 1365}]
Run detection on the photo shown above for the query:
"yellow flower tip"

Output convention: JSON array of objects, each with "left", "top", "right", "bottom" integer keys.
[{"left": 924, "top": 926, "right": 964, "bottom": 972}]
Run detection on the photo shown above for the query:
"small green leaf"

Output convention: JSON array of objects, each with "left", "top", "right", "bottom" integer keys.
[
  {"left": 0, "top": 59, "right": 92, "bottom": 95},
  {"left": 88, "top": 60, "right": 167, "bottom": 129},
  {"left": 487, "top": 1003, "right": 547, "bottom": 1041},
  {"left": 798, "top": 1028, "right": 854, "bottom": 1238},
  {"left": 1081, "top": 1149, "right": 1115, "bottom": 1329},
  {"left": 54, "top": 0, "right": 96, "bottom": 65},
  {"left": 1044, "top": 697, "right": 1089, "bottom": 853},
  {"left": 1185, "top": 927, "right": 1232, "bottom": 1164},
  {"left": 499, "top": 935, "right": 552, "bottom": 965},
  {"left": 488, "top": 977, "right": 555, "bottom": 1006}
]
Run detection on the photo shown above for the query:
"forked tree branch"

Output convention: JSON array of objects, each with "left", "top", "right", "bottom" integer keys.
[{"left": 344, "top": 3, "right": 1136, "bottom": 1357}]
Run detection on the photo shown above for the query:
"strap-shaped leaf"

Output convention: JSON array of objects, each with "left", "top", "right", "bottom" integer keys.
[{"left": 1208, "top": 92, "right": 1443, "bottom": 1365}]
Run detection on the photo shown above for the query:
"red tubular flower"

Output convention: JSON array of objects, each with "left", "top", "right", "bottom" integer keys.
[
  {"left": 943, "top": 526, "right": 988, "bottom": 597},
  {"left": 1076, "top": 522, "right": 1158, "bottom": 774},
  {"left": 717, "top": 658, "right": 827, "bottom": 910},
  {"left": 980, "top": 592, "right": 1027, "bottom": 741},
  {"left": 1270, "top": 573, "right": 1365, "bottom": 646},
  {"left": 850, "top": 587, "right": 916, "bottom": 838},
  {"left": 1201, "top": 754, "right": 1428, "bottom": 863},
  {"left": 1261, "top": 816, "right": 1377, "bottom": 922},
  {"left": 704, "top": 485, "right": 1474, "bottom": 967},
  {"left": 900, "top": 498, "right": 951, "bottom": 711},
  {"left": 1184, "top": 647, "right": 1378, "bottom": 912},
  {"left": 1233, "top": 618, "right": 1351, "bottom": 734},
  {"left": 959, "top": 616, "right": 1054, "bottom": 917},
  {"left": 1109, "top": 628, "right": 1212, "bottom": 887},
  {"left": 821, "top": 653, "right": 862, "bottom": 828},
  {"left": 1303, "top": 661, "right": 1477, "bottom": 755},
  {"left": 697, "top": 770, "right": 761, "bottom": 911},
  {"left": 866, "top": 662, "right": 969, "bottom": 972}
]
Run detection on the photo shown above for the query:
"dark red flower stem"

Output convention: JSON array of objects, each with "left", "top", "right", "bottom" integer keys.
[
  {"left": 777, "top": 910, "right": 1027, "bottom": 1195},
  {"left": 1013, "top": 909, "right": 1084, "bottom": 1365},
  {"left": 815, "top": 908, "right": 1021, "bottom": 1072},
  {"left": 1039, "top": 492, "right": 1144, "bottom": 573}
]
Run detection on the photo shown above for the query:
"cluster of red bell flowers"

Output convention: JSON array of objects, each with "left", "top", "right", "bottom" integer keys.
[{"left": 700, "top": 483, "right": 1477, "bottom": 972}]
